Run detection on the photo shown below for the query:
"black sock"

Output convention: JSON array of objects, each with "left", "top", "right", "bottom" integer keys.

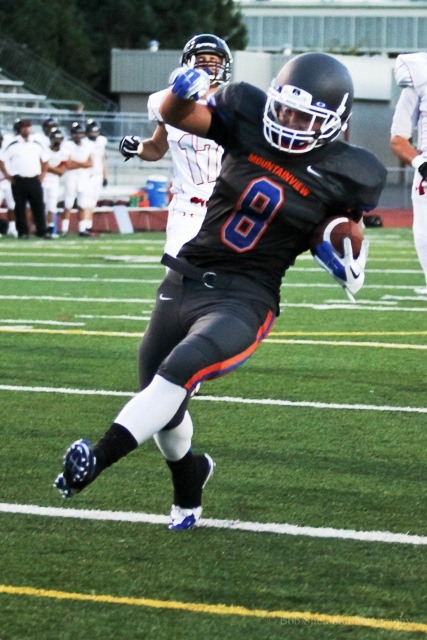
[
  {"left": 94, "top": 423, "right": 138, "bottom": 474},
  {"left": 166, "top": 450, "right": 209, "bottom": 508}
]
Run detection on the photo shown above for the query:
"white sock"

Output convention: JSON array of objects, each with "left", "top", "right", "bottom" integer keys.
[
  {"left": 8, "top": 221, "right": 17, "bottom": 234},
  {"left": 85, "top": 219, "right": 93, "bottom": 230},
  {"left": 154, "top": 411, "right": 193, "bottom": 461},
  {"left": 115, "top": 374, "right": 187, "bottom": 445},
  {"left": 61, "top": 219, "right": 70, "bottom": 233},
  {"left": 78, "top": 219, "right": 87, "bottom": 233}
]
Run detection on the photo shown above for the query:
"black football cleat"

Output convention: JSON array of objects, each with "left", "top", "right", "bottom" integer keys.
[{"left": 54, "top": 439, "right": 97, "bottom": 498}]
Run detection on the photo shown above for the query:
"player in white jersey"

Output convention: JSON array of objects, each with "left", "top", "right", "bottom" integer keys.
[
  {"left": 43, "top": 128, "right": 68, "bottom": 235},
  {"left": 119, "top": 34, "right": 233, "bottom": 257},
  {"left": 0, "top": 130, "right": 17, "bottom": 237},
  {"left": 60, "top": 122, "right": 94, "bottom": 237},
  {"left": 85, "top": 119, "right": 108, "bottom": 232},
  {"left": 391, "top": 52, "right": 427, "bottom": 294}
]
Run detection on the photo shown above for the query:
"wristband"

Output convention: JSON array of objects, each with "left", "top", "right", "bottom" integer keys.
[{"left": 411, "top": 155, "right": 426, "bottom": 170}]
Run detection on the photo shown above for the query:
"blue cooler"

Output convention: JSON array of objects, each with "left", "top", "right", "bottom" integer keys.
[{"left": 145, "top": 175, "right": 169, "bottom": 207}]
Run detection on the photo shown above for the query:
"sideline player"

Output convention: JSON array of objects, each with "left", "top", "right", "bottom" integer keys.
[
  {"left": 42, "top": 128, "right": 68, "bottom": 236},
  {"left": 119, "top": 34, "right": 232, "bottom": 257},
  {"left": 390, "top": 51, "right": 427, "bottom": 295},
  {"left": 85, "top": 119, "right": 108, "bottom": 233},
  {"left": 0, "top": 130, "right": 17, "bottom": 237},
  {"left": 60, "top": 122, "right": 94, "bottom": 237},
  {"left": 54, "top": 53, "right": 387, "bottom": 530}
]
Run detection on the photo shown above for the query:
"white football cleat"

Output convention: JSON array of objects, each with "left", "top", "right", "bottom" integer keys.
[{"left": 168, "top": 505, "right": 203, "bottom": 531}]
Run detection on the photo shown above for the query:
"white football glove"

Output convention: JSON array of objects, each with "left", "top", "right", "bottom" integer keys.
[
  {"left": 313, "top": 237, "right": 369, "bottom": 303},
  {"left": 119, "top": 135, "right": 142, "bottom": 162},
  {"left": 171, "top": 68, "right": 210, "bottom": 100}
]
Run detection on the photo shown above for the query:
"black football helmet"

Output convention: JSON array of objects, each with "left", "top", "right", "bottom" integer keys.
[
  {"left": 70, "top": 121, "right": 85, "bottom": 145},
  {"left": 13, "top": 118, "right": 32, "bottom": 133},
  {"left": 180, "top": 34, "right": 232, "bottom": 84},
  {"left": 42, "top": 117, "right": 58, "bottom": 135},
  {"left": 263, "top": 53, "right": 354, "bottom": 154},
  {"left": 86, "top": 119, "right": 100, "bottom": 140},
  {"left": 70, "top": 121, "right": 85, "bottom": 134},
  {"left": 49, "top": 127, "right": 64, "bottom": 146}
]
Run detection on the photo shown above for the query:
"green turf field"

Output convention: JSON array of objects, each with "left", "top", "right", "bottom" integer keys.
[{"left": 0, "top": 228, "right": 426, "bottom": 639}]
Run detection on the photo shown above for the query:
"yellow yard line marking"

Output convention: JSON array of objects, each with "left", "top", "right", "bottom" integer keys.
[
  {"left": 1, "top": 326, "right": 426, "bottom": 350},
  {"left": 0, "top": 585, "right": 426, "bottom": 634},
  {"left": 266, "top": 339, "right": 427, "bottom": 350},
  {"left": 270, "top": 331, "right": 427, "bottom": 336},
  {"left": 1, "top": 325, "right": 427, "bottom": 340}
]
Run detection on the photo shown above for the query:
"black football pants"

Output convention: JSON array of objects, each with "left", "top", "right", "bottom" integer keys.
[
  {"left": 138, "top": 270, "right": 276, "bottom": 394},
  {"left": 12, "top": 176, "right": 47, "bottom": 237}
]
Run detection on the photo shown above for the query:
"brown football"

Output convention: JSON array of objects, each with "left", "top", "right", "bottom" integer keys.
[{"left": 309, "top": 216, "right": 363, "bottom": 259}]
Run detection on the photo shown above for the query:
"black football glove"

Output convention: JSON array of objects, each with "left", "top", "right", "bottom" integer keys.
[
  {"left": 102, "top": 177, "right": 108, "bottom": 187},
  {"left": 418, "top": 162, "right": 427, "bottom": 181},
  {"left": 119, "top": 135, "right": 141, "bottom": 162}
]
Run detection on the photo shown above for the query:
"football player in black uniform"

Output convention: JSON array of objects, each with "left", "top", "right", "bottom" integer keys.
[{"left": 54, "top": 53, "right": 387, "bottom": 530}]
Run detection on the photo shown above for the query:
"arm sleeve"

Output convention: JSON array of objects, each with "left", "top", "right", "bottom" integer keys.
[
  {"left": 206, "top": 83, "right": 240, "bottom": 148},
  {"left": 391, "top": 88, "right": 419, "bottom": 139},
  {"left": 148, "top": 90, "right": 167, "bottom": 123}
]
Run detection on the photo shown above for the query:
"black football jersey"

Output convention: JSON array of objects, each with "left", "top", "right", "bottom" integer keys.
[{"left": 179, "top": 82, "right": 387, "bottom": 300}]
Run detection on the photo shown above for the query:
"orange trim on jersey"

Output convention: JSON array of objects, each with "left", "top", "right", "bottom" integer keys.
[{"left": 185, "top": 310, "right": 276, "bottom": 391}]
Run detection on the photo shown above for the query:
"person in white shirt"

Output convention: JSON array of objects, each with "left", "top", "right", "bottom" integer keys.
[
  {"left": 390, "top": 51, "right": 427, "bottom": 295},
  {"left": 85, "top": 119, "right": 108, "bottom": 232},
  {"left": 60, "top": 121, "right": 94, "bottom": 237},
  {"left": 0, "top": 130, "right": 17, "bottom": 237},
  {"left": 0, "top": 118, "right": 51, "bottom": 239},
  {"left": 119, "top": 34, "right": 233, "bottom": 257},
  {"left": 43, "top": 128, "right": 68, "bottom": 235}
]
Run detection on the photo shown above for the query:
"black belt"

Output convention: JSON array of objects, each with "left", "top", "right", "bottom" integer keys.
[{"left": 161, "top": 253, "right": 231, "bottom": 289}]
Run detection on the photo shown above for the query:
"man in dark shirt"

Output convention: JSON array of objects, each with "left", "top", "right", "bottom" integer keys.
[{"left": 54, "top": 53, "right": 387, "bottom": 530}]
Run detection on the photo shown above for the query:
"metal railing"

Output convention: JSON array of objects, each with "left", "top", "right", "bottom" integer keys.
[
  {"left": 0, "top": 105, "right": 154, "bottom": 142},
  {"left": 0, "top": 37, "right": 117, "bottom": 112}
]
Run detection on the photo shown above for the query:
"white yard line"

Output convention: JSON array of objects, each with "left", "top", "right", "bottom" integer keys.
[
  {"left": 0, "top": 275, "right": 161, "bottom": 283},
  {"left": 266, "top": 338, "right": 427, "bottom": 350},
  {"left": 76, "top": 314, "right": 152, "bottom": 321},
  {"left": 279, "top": 303, "right": 427, "bottom": 312},
  {"left": 0, "top": 262, "right": 162, "bottom": 269},
  {"left": 0, "top": 384, "right": 426, "bottom": 413},
  {"left": 0, "top": 295, "right": 155, "bottom": 303},
  {"left": 0, "top": 287, "right": 426, "bottom": 309},
  {"left": 0, "top": 261, "right": 422, "bottom": 274},
  {"left": 0, "top": 502, "right": 425, "bottom": 546}
]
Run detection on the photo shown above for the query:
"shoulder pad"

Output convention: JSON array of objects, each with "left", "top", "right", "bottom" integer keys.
[
  {"left": 316, "top": 142, "right": 387, "bottom": 190},
  {"left": 211, "top": 82, "right": 265, "bottom": 118}
]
